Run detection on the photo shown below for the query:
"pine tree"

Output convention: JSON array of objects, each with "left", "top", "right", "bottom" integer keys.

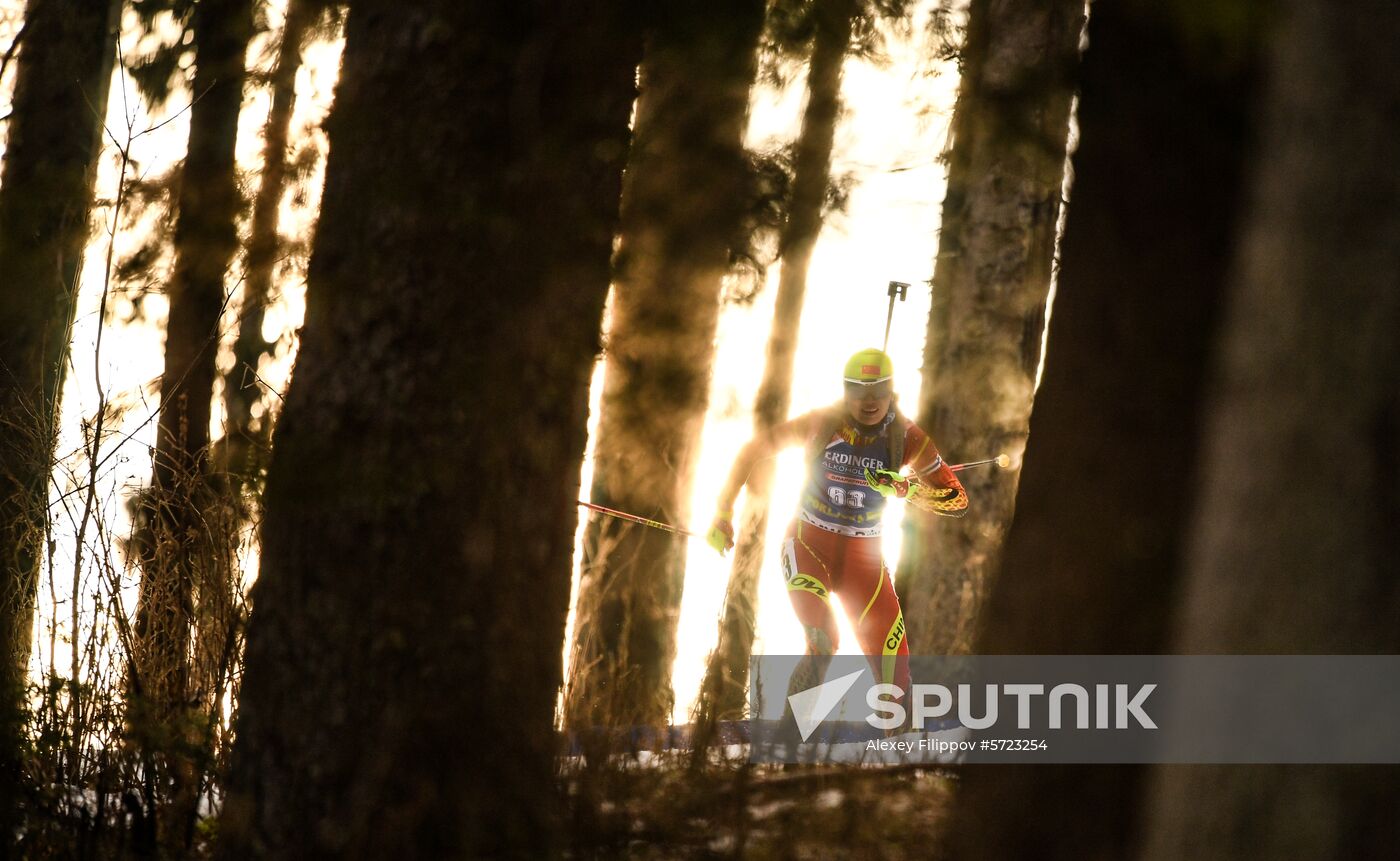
[
  {"left": 126, "top": 0, "right": 254, "bottom": 851},
  {"left": 564, "top": 0, "right": 766, "bottom": 732},
  {"left": 220, "top": 0, "right": 323, "bottom": 491},
  {"left": 0, "top": 0, "right": 118, "bottom": 835},
  {"left": 941, "top": 0, "right": 1268, "bottom": 857},
  {"left": 217, "top": 2, "right": 643, "bottom": 856},
  {"left": 895, "top": 0, "right": 1083, "bottom": 655},
  {"left": 694, "top": 0, "right": 863, "bottom": 728},
  {"left": 1142, "top": 0, "right": 1400, "bottom": 856},
  {"left": 190, "top": 0, "right": 334, "bottom": 737}
]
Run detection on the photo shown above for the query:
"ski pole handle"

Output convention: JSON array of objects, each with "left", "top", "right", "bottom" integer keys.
[{"left": 948, "top": 454, "right": 1012, "bottom": 472}]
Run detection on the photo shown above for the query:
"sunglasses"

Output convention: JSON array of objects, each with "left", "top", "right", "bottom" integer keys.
[{"left": 844, "top": 380, "right": 893, "bottom": 400}]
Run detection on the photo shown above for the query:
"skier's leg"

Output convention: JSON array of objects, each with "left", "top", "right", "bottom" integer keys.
[
  {"left": 779, "top": 523, "right": 840, "bottom": 715},
  {"left": 838, "top": 537, "right": 911, "bottom": 732}
]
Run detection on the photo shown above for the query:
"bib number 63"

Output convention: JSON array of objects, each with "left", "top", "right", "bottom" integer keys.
[{"left": 827, "top": 487, "right": 867, "bottom": 509}]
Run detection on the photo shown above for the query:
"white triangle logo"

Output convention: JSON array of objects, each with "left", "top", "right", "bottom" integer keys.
[{"left": 787, "top": 669, "right": 866, "bottom": 741}]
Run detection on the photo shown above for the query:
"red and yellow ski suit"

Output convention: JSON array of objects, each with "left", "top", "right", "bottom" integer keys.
[{"left": 776, "top": 406, "right": 966, "bottom": 689}]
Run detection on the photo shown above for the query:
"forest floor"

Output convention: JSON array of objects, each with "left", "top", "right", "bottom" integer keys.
[{"left": 562, "top": 753, "right": 957, "bottom": 859}]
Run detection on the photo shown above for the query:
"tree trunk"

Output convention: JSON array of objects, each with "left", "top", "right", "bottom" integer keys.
[
  {"left": 188, "top": 0, "right": 323, "bottom": 754},
  {"left": 127, "top": 0, "right": 252, "bottom": 851},
  {"left": 1141, "top": 0, "right": 1400, "bottom": 856},
  {"left": 939, "top": 0, "right": 1267, "bottom": 858},
  {"left": 564, "top": 0, "right": 765, "bottom": 732},
  {"left": 0, "top": 0, "right": 117, "bottom": 832},
  {"left": 694, "top": 0, "right": 857, "bottom": 728},
  {"left": 220, "top": 0, "right": 318, "bottom": 489},
  {"left": 216, "top": 2, "right": 642, "bottom": 857},
  {"left": 895, "top": 0, "right": 1083, "bottom": 656}
]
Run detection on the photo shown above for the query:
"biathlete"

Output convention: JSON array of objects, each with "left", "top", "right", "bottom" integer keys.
[{"left": 707, "top": 348, "right": 968, "bottom": 725}]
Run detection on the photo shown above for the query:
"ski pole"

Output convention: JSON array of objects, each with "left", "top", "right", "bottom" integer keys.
[
  {"left": 948, "top": 454, "right": 1011, "bottom": 472},
  {"left": 579, "top": 456, "right": 1009, "bottom": 536},
  {"left": 577, "top": 500, "right": 701, "bottom": 539},
  {"left": 883, "top": 281, "right": 909, "bottom": 351}
]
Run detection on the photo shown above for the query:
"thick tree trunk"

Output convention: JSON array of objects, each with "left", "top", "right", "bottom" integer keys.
[
  {"left": 896, "top": 0, "right": 1083, "bottom": 656},
  {"left": 1141, "top": 0, "right": 1400, "bottom": 857},
  {"left": 939, "top": 1, "right": 1267, "bottom": 858},
  {"left": 695, "top": 0, "right": 857, "bottom": 726},
  {"left": 0, "top": 0, "right": 117, "bottom": 832},
  {"left": 217, "top": 2, "right": 642, "bottom": 857},
  {"left": 127, "top": 0, "right": 252, "bottom": 851},
  {"left": 565, "top": 0, "right": 765, "bottom": 732}
]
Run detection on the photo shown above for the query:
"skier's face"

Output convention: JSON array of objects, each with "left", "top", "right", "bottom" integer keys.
[{"left": 844, "top": 381, "right": 893, "bottom": 426}]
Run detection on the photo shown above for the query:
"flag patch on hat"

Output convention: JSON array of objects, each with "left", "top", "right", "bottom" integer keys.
[{"left": 861, "top": 364, "right": 880, "bottom": 374}]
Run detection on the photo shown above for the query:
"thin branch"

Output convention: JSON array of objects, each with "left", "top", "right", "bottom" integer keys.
[{"left": 0, "top": 15, "right": 28, "bottom": 84}]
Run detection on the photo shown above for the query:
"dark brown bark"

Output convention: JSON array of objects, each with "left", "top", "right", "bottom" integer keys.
[
  {"left": 126, "top": 0, "right": 252, "bottom": 851},
  {"left": 187, "top": 0, "right": 323, "bottom": 753},
  {"left": 940, "top": 0, "right": 1268, "bottom": 858},
  {"left": 0, "top": 0, "right": 118, "bottom": 832},
  {"left": 696, "top": 0, "right": 858, "bottom": 726},
  {"left": 220, "top": 0, "right": 318, "bottom": 489},
  {"left": 565, "top": 0, "right": 766, "bottom": 732},
  {"left": 0, "top": 0, "right": 118, "bottom": 688},
  {"left": 131, "top": 0, "right": 252, "bottom": 709},
  {"left": 1140, "top": 0, "right": 1400, "bottom": 856},
  {"left": 896, "top": 0, "right": 1083, "bottom": 656},
  {"left": 217, "top": 2, "right": 642, "bottom": 857}
]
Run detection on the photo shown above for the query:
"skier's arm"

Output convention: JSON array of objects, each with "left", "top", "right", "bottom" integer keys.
[
  {"left": 707, "top": 413, "right": 817, "bottom": 555},
  {"left": 901, "top": 424, "right": 969, "bottom": 517},
  {"left": 713, "top": 412, "right": 817, "bottom": 516}
]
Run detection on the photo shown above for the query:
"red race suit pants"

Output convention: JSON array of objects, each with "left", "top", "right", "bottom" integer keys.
[{"left": 780, "top": 520, "right": 911, "bottom": 692}]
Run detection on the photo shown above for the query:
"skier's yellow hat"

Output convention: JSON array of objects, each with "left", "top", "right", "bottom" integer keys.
[{"left": 843, "top": 348, "right": 894, "bottom": 385}]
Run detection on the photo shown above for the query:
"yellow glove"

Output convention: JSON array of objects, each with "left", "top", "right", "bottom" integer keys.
[
  {"left": 864, "top": 467, "right": 911, "bottom": 499},
  {"left": 707, "top": 512, "right": 735, "bottom": 555}
]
